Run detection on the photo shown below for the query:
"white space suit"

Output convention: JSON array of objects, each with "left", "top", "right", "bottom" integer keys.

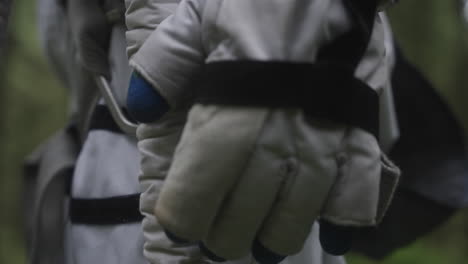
[{"left": 35, "top": 0, "right": 147, "bottom": 263}]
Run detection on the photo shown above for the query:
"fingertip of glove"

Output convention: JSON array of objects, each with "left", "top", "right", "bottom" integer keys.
[
  {"left": 252, "top": 240, "right": 287, "bottom": 264},
  {"left": 199, "top": 243, "right": 226, "bottom": 262},
  {"left": 164, "top": 229, "right": 190, "bottom": 244},
  {"left": 319, "top": 220, "right": 354, "bottom": 256}
]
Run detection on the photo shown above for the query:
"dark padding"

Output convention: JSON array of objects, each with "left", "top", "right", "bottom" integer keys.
[
  {"left": 353, "top": 189, "right": 455, "bottom": 259},
  {"left": 389, "top": 45, "right": 468, "bottom": 207},
  {"left": 352, "top": 44, "right": 464, "bottom": 259},
  {"left": 195, "top": 61, "right": 379, "bottom": 138},
  {"left": 199, "top": 243, "right": 226, "bottom": 262},
  {"left": 89, "top": 105, "right": 124, "bottom": 134},
  {"left": 69, "top": 194, "right": 143, "bottom": 225},
  {"left": 164, "top": 229, "right": 190, "bottom": 244},
  {"left": 319, "top": 220, "right": 354, "bottom": 256},
  {"left": 251, "top": 240, "right": 287, "bottom": 264},
  {"left": 194, "top": 0, "right": 380, "bottom": 139},
  {"left": 317, "top": 0, "right": 378, "bottom": 69}
]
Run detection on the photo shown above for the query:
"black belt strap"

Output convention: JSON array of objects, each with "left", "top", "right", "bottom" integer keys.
[
  {"left": 317, "top": 0, "right": 378, "bottom": 68},
  {"left": 71, "top": 106, "right": 141, "bottom": 225},
  {"left": 89, "top": 105, "right": 125, "bottom": 134},
  {"left": 70, "top": 0, "right": 380, "bottom": 226},
  {"left": 70, "top": 194, "right": 143, "bottom": 225},
  {"left": 196, "top": 61, "right": 379, "bottom": 138},
  {"left": 195, "top": 0, "right": 380, "bottom": 138}
]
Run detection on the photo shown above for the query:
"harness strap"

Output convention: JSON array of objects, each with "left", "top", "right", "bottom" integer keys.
[
  {"left": 70, "top": 194, "right": 142, "bottom": 225},
  {"left": 196, "top": 61, "right": 379, "bottom": 138},
  {"left": 317, "top": 0, "right": 378, "bottom": 68},
  {"left": 69, "top": 1, "right": 381, "bottom": 226},
  {"left": 69, "top": 105, "right": 142, "bottom": 225},
  {"left": 89, "top": 105, "right": 123, "bottom": 133},
  {"left": 195, "top": 0, "right": 380, "bottom": 138}
]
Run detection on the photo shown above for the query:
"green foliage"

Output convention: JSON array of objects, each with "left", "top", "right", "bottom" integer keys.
[
  {"left": 0, "top": 0, "right": 66, "bottom": 263},
  {"left": 389, "top": 1, "right": 468, "bottom": 135},
  {"left": 348, "top": 212, "right": 468, "bottom": 264},
  {"left": 348, "top": 244, "right": 457, "bottom": 264}
]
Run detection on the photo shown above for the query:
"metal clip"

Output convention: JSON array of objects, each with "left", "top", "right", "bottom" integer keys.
[{"left": 94, "top": 75, "right": 138, "bottom": 135}]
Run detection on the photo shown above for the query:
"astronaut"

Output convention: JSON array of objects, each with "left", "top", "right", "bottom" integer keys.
[
  {"left": 34, "top": 0, "right": 347, "bottom": 263},
  {"left": 29, "top": 0, "right": 468, "bottom": 263},
  {"left": 126, "top": 0, "right": 400, "bottom": 263},
  {"left": 33, "top": 0, "right": 147, "bottom": 263}
]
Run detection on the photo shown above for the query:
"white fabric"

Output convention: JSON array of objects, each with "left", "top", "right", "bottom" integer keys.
[
  {"left": 37, "top": 0, "right": 99, "bottom": 137},
  {"left": 135, "top": 108, "right": 348, "bottom": 264},
  {"left": 65, "top": 25, "right": 146, "bottom": 264},
  {"left": 125, "top": 0, "right": 181, "bottom": 59},
  {"left": 66, "top": 131, "right": 146, "bottom": 264},
  {"left": 71, "top": 131, "right": 140, "bottom": 197},
  {"left": 126, "top": 0, "right": 353, "bottom": 263},
  {"left": 130, "top": 0, "right": 399, "bottom": 261},
  {"left": 130, "top": 0, "right": 390, "bottom": 107},
  {"left": 378, "top": 14, "right": 399, "bottom": 152},
  {"left": 36, "top": 1, "right": 148, "bottom": 263},
  {"left": 139, "top": 177, "right": 344, "bottom": 264}
]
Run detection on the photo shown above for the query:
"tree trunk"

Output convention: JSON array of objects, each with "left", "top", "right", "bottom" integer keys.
[
  {"left": 0, "top": 0, "right": 12, "bottom": 127},
  {"left": 0, "top": 0, "right": 12, "bottom": 56},
  {"left": 0, "top": 0, "right": 12, "bottom": 132}
]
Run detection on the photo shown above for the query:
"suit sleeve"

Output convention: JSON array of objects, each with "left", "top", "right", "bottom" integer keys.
[
  {"left": 125, "top": 0, "right": 181, "bottom": 59},
  {"left": 129, "top": 0, "right": 205, "bottom": 108}
]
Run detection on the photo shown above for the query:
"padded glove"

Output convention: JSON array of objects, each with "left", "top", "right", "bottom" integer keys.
[
  {"left": 128, "top": 1, "right": 400, "bottom": 262},
  {"left": 154, "top": 104, "right": 400, "bottom": 263}
]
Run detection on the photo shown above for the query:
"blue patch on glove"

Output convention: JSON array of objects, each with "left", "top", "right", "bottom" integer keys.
[
  {"left": 319, "top": 220, "right": 354, "bottom": 256},
  {"left": 127, "top": 72, "right": 170, "bottom": 123}
]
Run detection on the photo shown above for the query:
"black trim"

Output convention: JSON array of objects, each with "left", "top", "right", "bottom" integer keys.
[
  {"left": 317, "top": 0, "right": 378, "bottom": 69},
  {"left": 69, "top": 1, "right": 381, "bottom": 227},
  {"left": 194, "top": 1, "right": 380, "bottom": 138},
  {"left": 195, "top": 61, "right": 379, "bottom": 138},
  {"left": 69, "top": 194, "right": 143, "bottom": 225},
  {"left": 89, "top": 105, "right": 124, "bottom": 134}
]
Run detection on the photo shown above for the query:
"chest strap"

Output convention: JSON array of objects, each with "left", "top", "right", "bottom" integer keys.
[
  {"left": 195, "top": 0, "right": 379, "bottom": 139},
  {"left": 88, "top": 105, "right": 137, "bottom": 135},
  {"left": 70, "top": 105, "right": 141, "bottom": 225},
  {"left": 69, "top": 194, "right": 142, "bottom": 225},
  {"left": 196, "top": 61, "right": 379, "bottom": 138}
]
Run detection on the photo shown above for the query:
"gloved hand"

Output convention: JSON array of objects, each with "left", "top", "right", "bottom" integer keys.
[
  {"left": 126, "top": 1, "right": 400, "bottom": 262},
  {"left": 152, "top": 104, "right": 400, "bottom": 264},
  {"left": 67, "top": 0, "right": 111, "bottom": 77}
]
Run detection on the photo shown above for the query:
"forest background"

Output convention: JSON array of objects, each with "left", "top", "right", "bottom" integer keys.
[{"left": 1, "top": 0, "right": 468, "bottom": 263}]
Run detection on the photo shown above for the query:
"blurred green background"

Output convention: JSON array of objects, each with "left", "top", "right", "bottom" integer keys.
[{"left": 1, "top": 0, "right": 468, "bottom": 263}]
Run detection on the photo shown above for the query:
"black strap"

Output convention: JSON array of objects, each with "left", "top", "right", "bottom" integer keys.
[
  {"left": 73, "top": 106, "right": 141, "bottom": 225},
  {"left": 195, "top": 1, "right": 380, "bottom": 138},
  {"left": 89, "top": 105, "right": 125, "bottom": 134},
  {"left": 70, "top": 194, "right": 143, "bottom": 225},
  {"left": 317, "top": 0, "right": 378, "bottom": 69},
  {"left": 195, "top": 61, "right": 379, "bottom": 138},
  {"left": 69, "top": 1, "right": 380, "bottom": 227}
]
